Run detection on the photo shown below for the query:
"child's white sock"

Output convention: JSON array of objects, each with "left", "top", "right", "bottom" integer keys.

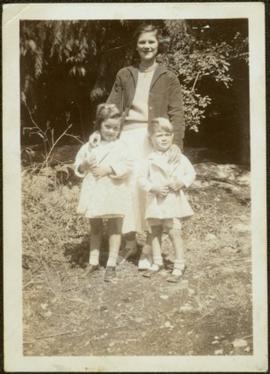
[
  {"left": 153, "top": 256, "right": 163, "bottom": 266},
  {"left": 172, "top": 259, "right": 185, "bottom": 276},
  {"left": 150, "top": 256, "right": 163, "bottom": 271},
  {"left": 89, "top": 250, "right": 99, "bottom": 266},
  {"left": 107, "top": 254, "right": 117, "bottom": 268}
]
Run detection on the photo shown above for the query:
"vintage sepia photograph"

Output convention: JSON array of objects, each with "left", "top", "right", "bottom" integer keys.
[{"left": 3, "top": 2, "right": 267, "bottom": 372}]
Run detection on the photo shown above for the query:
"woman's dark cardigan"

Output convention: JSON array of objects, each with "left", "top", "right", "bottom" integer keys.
[{"left": 107, "top": 64, "right": 185, "bottom": 150}]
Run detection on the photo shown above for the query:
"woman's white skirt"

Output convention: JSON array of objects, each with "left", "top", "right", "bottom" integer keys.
[{"left": 120, "top": 125, "right": 152, "bottom": 234}]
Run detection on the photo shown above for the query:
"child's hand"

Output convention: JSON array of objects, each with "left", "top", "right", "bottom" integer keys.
[
  {"left": 91, "top": 165, "right": 112, "bottom": 178},
  {"left": 89, "top": 131, "right": 101, "bottom": 148},
  {"left": 150, "top": 185, "right": 170, "bottom": 197},
  {"left": 168, "top": 179, "right": 184, "bottom": 191}
]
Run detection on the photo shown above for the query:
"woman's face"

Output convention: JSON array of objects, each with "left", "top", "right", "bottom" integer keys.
[
  {"left": 100, "top": 118, "right": 121, "bottom": 142},
  {"left": 136, "top": 31, "right": 159, "bottom": 63}
]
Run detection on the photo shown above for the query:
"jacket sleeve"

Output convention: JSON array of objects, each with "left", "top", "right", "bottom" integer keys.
[
  {"left": 106, "top": 71, "right": 123, "bottom": 111},
  {"left": 178, "top": 155, "right": 196, "bottom": 188},
  {"left": 138, "top": 162, "right": 153, "bottom": 192},
  {"left": 74, "top": 143, "right": 88, "bottom": 178},
  {"left": 168, "top": 73, "right": 185, "bottom": 151}
]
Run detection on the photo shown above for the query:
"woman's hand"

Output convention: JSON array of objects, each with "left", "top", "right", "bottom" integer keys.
[
  {"left": 91, "top": 165, "right": 112, "bottom": 178},
  {"left": 150, "top": 185, "right": 170, "bottom": 198},
  {"left": 167, "top": 144, "right": 181, "bottom": 164},
  {"left": 89, "top": 131, "right": 101, "bottom": 148}
]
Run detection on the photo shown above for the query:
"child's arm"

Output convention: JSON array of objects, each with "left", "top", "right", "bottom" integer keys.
[
  {"left": 91, "top": 143, "right": 133, "bottom": 179},
  {"left": 74, "top": 144, "right": 96, "bottom": 178},
  {"left": 138, "top": 162, "right": 169, "bottom": 197},
  {"left": 109, "top": 159, "right": 133, "bottom": 179},
  {"left": 109, "top": 142, "right": 133, "bottom": 179},
  {"left": 180, "top": 155, "right": 196, "bottom": 188},
  {"left": 169, "top": 155, "right": 196, "bottom": 190},
  {"left": 138, "top": 163, "right": 153, "bottom": 192},
  {"left": 92, "top": 161, "right": 131, "bottom": 179}
]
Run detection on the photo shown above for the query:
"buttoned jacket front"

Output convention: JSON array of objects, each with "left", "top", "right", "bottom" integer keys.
[
  {"left": 139, "top": 152, "right": 195, "bottom": 220},
  {"left": 107, "top": 64, "right": 185, "bottom": 149}
]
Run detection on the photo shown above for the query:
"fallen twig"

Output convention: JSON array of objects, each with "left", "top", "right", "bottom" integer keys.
[
  {"left": 23, "top": 280, "right": 34, "bottom": 289},
  {"left": 62, "top": 295, "right": 91, "bottom": 306},
  {"left": 41, "top": 124, "right": 73, "bottom": 168},
  {"left": 24, "top": 330, "right": 74, "bottom": 343},
  {"left": 240, "top": 334, "right": 253, "bottom": 340}
]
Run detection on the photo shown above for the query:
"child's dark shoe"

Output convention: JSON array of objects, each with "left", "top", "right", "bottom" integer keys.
[
  {"left": 104, "top": 266, "right": 116, "bottom": 282},
  {"left": 85, "top": 264, "right": 99, "bottom": 276},
  {"left": 167, "top": 265, "right": 186, "bottom": 283}
]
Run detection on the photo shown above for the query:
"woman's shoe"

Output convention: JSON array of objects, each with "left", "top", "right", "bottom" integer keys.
[
  {"left": 104, "top": 266, "right": 116, "bottom": 282},
  {"left": 138, "top": 257, "right": 152, "bottom": 271},
  {"left": 138, "top": 245, "right": 152, "bottom": 270},
  {"left": 143, "top": 264, "right": 164, "bottom": 278}
]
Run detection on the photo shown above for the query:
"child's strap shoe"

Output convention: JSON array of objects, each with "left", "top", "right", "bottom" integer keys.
[
  {"left": 85, "top": 264, "right": 99, "bottom": 276},
  {"left": 167, "top": 265, "right": 187, "bottom": 283},
  {"left": 104, "top": 266, "right": 116, "bottom": 282}
]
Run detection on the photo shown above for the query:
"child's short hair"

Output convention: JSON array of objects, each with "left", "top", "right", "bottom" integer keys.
[
  {"left": 95, "top": 103, "right": 122, "bottom": 131},
  {"left": 148, "top": 117, "right": 174, "bottom": 136}
]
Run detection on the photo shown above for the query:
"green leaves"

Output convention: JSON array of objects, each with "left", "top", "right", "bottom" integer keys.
[{"left": 158, "top": 20, "right": 248, "bottom": 131}]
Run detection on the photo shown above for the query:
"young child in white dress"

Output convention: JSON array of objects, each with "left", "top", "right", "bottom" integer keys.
[
  {"left": 139, "top": 118, "right": 196, "bottom": 283},
  {"left": 74, "top": 104, "right": 132, "bottom": 282}
]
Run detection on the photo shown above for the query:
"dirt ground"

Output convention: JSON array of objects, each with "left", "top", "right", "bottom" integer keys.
[{"left": 22, "top": 168, "right": 252, "bottom": 356}]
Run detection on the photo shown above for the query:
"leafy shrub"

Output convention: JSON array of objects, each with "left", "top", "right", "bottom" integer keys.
[{"left": 20, "top": 20, "right": 248, "bottom": 140}]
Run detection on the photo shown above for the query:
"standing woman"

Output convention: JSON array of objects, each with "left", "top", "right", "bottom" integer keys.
[{"left": 93, "top": 23, "right": 185, "bottom": 266}]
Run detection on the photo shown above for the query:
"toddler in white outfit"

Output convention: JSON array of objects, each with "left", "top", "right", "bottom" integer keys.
[{"left": 139, "top": 118, "right": 196, "bottom": 282}]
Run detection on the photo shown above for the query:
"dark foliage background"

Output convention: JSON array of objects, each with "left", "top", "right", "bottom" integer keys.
[{"left": 20, "top": 19, "right": 249, "bottom": 164}]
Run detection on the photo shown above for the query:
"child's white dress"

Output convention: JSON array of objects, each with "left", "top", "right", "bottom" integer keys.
[
  {"left": 74, "top": 139, "right": 132, "bottom": 229},
  {"left": 139, "top": 151, "right": 196, "bottom": 220}
]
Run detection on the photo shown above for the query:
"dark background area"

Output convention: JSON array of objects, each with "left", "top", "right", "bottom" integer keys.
[{"left": 20, "top": 19, "right": 249, "bottom": 165}]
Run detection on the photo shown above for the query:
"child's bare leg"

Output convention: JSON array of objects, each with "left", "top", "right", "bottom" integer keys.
[
  {"left": 168, "top": 223, "right": 186, "bottom": 277},
  {"left": 138, "top": 231, "right": 153, "bottom": 270},
  {"left": 143, "top": 225, "right": 163, "bottom": 277},
  {"left": 151, "top": 225, "right": 163, "bottom": 268},
  {"left": 89, "top": 218, "right": 103, "bottom": 266},
  {"left": 107, "top": 217, "right": 123, "bottom": 267},
  {"left": 104, "top": 218, "right": 123, "bottom": 282}
]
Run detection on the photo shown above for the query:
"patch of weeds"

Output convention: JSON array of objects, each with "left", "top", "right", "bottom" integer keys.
[{"left": 22, "top": 167, "right": 252, "bottom": 356}]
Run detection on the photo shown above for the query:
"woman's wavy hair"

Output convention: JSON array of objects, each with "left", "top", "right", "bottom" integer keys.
[
  {"left": 132, "top": 22, "right": 170, "bottom": 59},
  {"left": 93, "top": 103, "right": 123, "bottom": 136}
]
